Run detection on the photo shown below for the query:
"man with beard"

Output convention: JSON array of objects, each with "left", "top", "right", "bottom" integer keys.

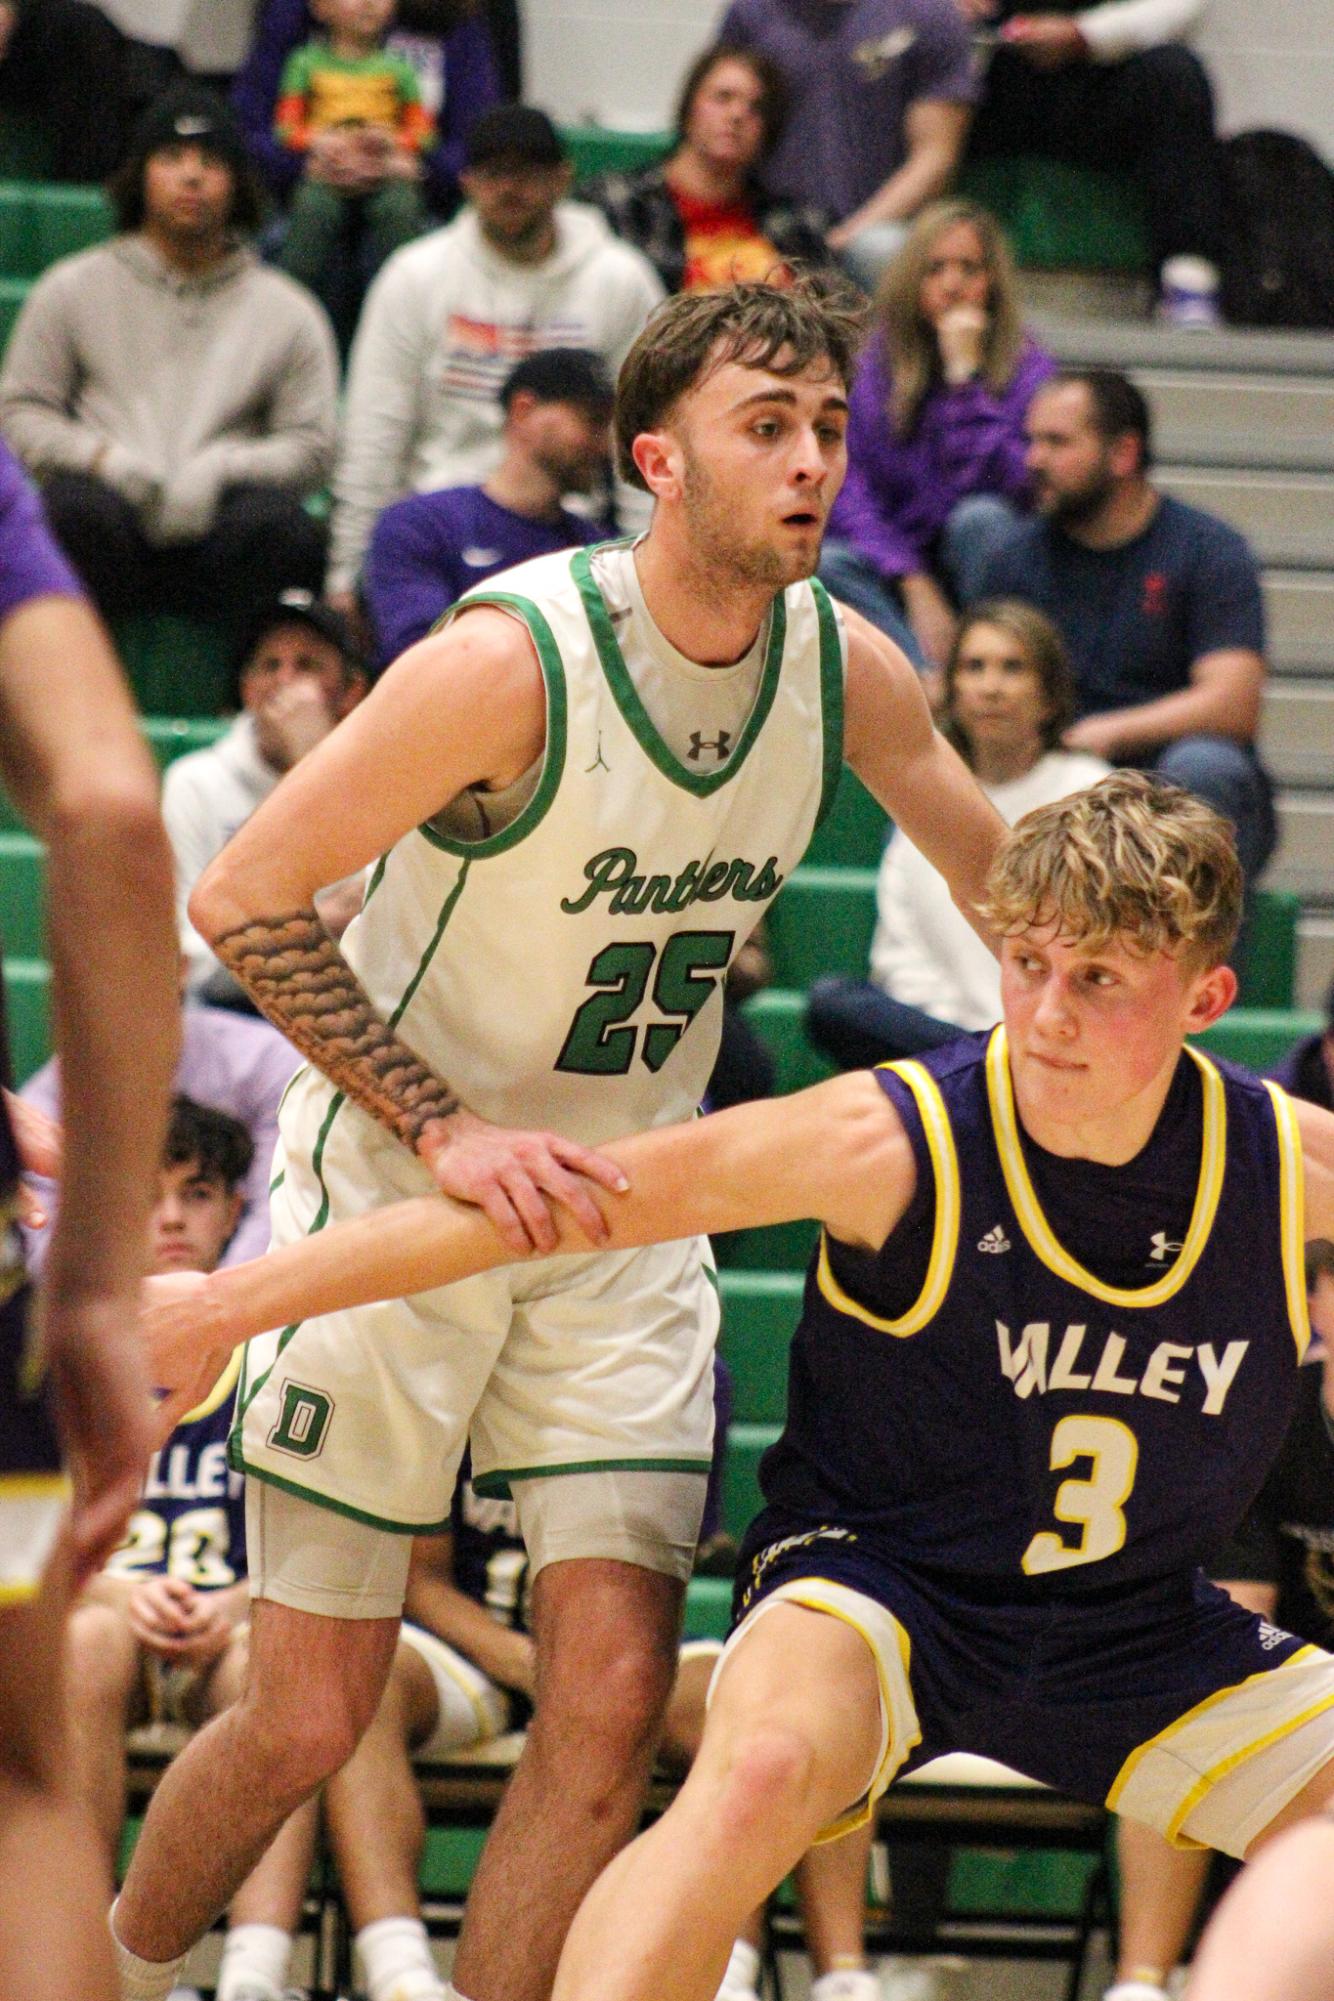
[
  {"left": 975, "top": 368, "right": 1274, "bottom": 884},
  {"left": 107, "top": 278, "right": 1004, "bottom": 2001},
  {"left": 362, "top": 348, "right": 615, "bottom": 670}
]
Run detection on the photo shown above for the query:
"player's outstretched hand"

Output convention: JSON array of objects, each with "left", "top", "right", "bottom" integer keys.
[
  {"left": 44, "top": 1292, "right": 152, "bottom": 1586},
  {"left": 5, "top": 1087, "right": 61, "bottom": 1227},
  {"left": 140, "top": 1269, "right": 237, "bottom": 1444},
  {"left": 419, "top": 1109, "right": 629, "bottom": 1257}
]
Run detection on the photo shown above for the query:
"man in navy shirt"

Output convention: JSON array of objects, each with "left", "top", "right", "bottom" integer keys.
[
  {"left": 362, "top": 348, "right": 614, "bottom": 670},
  {"left": 977, "top": 369, "right": 1274, "bottom": 883}
]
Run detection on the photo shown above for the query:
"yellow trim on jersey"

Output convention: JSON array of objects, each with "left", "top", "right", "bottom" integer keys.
[
  {"left": 776, "top": 1578, "right": 918, "bottom": 1843},
  {"left": 1165, "top": 1680, "right": 1334, "bottom": 1848},
  {"left": 0, "top": 1472, "right": 70, "bottom": 1500},
  {"left": 1261, "top": 1080, "right": 1311, "bottom": 1361},
  {"left": 986, "top": 1028, "right": 1225, "bottom": 1308},
  {"left": 0, "top": 1578, "right": 42, "bottom": 1607},
  {"left": 1106, "top": 1646, "right": 1319, "bottom": 1816},
  {"left": 815, "top": 1060, "right": 960, "bottom": 1337},
  {"left": 177, "top": 1348, "right": 244, "bottom": 1428}
]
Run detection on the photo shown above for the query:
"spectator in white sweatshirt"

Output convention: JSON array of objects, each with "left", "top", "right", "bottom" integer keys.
[
  {"left": 325, "top": 102, "right": 664, "bottom": 608},
  {"left": 958, "top": 0, "right": 1225, "bottom": 324},
  {"left": 0, "top": 86, "right": 339, "bottom": 643},
  {"left": 807, "top": 597, "right": 1109, "bottom": 1068}
]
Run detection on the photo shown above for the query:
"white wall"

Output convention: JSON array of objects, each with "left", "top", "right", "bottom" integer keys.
[{"left": 525, "top": 0, "right": 1334, "bottom": 159}]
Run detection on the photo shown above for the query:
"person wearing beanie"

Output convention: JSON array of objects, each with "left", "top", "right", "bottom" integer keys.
[
  {"left": 363, "top": 345, "right": 615, "bottom": 668},
  {"left": 0, "top": 85, "right": 339, "bottom": 643},
  {"left": 326, "top": 102, "right": 664, "bottom": 610}
]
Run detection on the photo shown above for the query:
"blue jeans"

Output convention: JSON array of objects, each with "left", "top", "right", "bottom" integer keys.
[
  {"left": 942, "top": 493, "right": 1025, "bottom": 605},
  {"left": 817, "top": 541, "right": 925, "bottom": 667},
  {"left": 806, "top": 976, "right": 966, "bottom": 1071}
]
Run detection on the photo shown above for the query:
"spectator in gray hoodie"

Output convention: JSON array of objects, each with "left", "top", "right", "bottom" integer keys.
[
  {"left": 325, "top": 103, "right": 664, "bottom": 609},
  {"left": 0, "top": 87, "right": 339, "bottom": 644}
]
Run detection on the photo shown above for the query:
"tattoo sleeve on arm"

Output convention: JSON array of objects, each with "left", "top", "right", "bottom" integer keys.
[{"left": 215, "top": 909, "right": 460, "bottom": 1151}]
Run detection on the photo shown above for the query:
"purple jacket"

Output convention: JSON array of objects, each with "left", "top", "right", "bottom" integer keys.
[
  {"left": 828, "top": 331, "right": 1055, "bottom": 578},
  {"left": 233, "top": 0, "right": 501, "bottom": 211}
]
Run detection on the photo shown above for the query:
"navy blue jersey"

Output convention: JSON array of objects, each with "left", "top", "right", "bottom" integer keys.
[
  {"left": 761, "top": 1028, "right": 1308, "bottom": 1591},
  {"left": 104, "top": 1353, "right": 246, "bottom": 1589},
  {"left": 0, "top": 1089, "right": 59, "bottom": 1485},
  {"left": 451, "top": 1473, "right": 530, "bottom": 1632}
]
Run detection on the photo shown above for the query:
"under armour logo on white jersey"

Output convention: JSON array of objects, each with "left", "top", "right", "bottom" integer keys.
[
  {"left": 688, "top": 730, "right": 732, "bottom": 762},
  {"left": 978, "top": 1225, "right": 1011, "bottom": 1254},
  {"left": 1148, "top": 1231, "right": 1184, "bottom": 1263}
]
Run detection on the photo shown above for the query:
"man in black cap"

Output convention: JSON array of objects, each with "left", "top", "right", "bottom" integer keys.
[
  {"left": 363, "top": 345, "right": 614, "bottom": 667},
  {"left": 0, "top": 84, "right": 339, "bottom": 641},
  {"left": 161, "top": 587, "right": 367, "bottom": 1003},
  {"left": 327, "top": 102, "right": 663, "bottom": 615}
]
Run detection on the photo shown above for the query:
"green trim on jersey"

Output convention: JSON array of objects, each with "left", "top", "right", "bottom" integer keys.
[
  {"left": 388, "top": 858, "right": 472, "bottom": 1027},
  {"left": 362, "top": 852, "right": 389, "bottom": 907},
  {"left": 570, "top": 546, "right": 787, "bottom": 797},
  {"left": 810, "top": 576, "right": 847, "bottom": 830},
  {"left": 234, "top": 1457, "right": 452, "bottom": 1536},
  {"left": 474, "top": 1455, "right": 713, "bottom": 1499},
  {"left": 418, "top": 593, "right": 569, "bottom": 858}
]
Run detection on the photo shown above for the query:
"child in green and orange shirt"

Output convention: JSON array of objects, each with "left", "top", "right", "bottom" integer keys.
[{"left": 276, "top": 0, "right": 437, "bottom": 350}]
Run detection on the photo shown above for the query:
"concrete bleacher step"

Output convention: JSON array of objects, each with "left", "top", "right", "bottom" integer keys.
[
  {"left": 1265, "top": 572, "right": 1334, "bottom": 676},
  {"left": 1120, "top": 372, "right": 1334, "bottom": 475},
  {"left": 1271, "top": 794, "right": 1334, "bottom": 903},
  {"left": 1155, "top": 467, "right": 1334, "bottom": 569},
  {"left": 1297, "top": 916, "right": 1334, "bottom": 1012},
  {"left": 1260, "top": 682, "right": 1334, "bottom": 785},
  {"left": 1034, "top": 316, "right": 1334, "bottom": 382}
]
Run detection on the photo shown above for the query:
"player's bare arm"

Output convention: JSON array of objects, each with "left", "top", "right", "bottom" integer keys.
[
  {"left": 839, "top": 605, "right": 1005, "bottom": 947},
  {"left": 0, "top": 595, "right": 178, "bottom": 1578},
  {"left": 1290, "top": 1095, "right": 1334, "bottom": 1244},
  {"left": 407, "top": 1532, "right": 537, "bottom": 1698},
  {"left": 144, "top": 1071, "right": 917, "bottom": 1404},
  {"left": 191, "top": 606, "right": 626, "bottom": 1254}
]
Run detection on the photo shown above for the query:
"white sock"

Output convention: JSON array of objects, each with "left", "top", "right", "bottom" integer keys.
[
  {"left": 1105, "top": 1987, "right": 1170, "bottom": 2000},
  {"left": 717, "top": 1937, "right": 762, "bottom": 1997},
  {"left": 216, "top": 1922, "right": 293, "bottom": 2001},
  {"left": 109, "top": 1901, "right": 189, "bottom": 2001},
  {"left": 357, "top": 1916, "right": 446, "bottom": 2001},
  {"left": 442, "top": 1988, "right": 478, "bottom": 2001}
]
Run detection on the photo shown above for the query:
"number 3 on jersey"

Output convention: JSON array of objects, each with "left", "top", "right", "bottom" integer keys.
[
  {"left": 557, "top": 931, "right": 734, "bottom": 1077},
  {"left": 1022, "top": 1414, "right": 1140, "bottom": 1576}
]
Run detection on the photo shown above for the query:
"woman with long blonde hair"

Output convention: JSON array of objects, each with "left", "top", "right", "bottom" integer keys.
[{"left": 820, "top": 199, "right": 1053, "bottom": 670}]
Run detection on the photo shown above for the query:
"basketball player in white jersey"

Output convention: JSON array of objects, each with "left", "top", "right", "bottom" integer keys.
[{"left": 110, "top": 281, "right": 1005, "bottom": 2001}]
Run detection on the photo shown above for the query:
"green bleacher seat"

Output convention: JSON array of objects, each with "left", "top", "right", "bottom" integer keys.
[
  {"left": 563, "top": 126, "right": 672, "bottom": 187},
  {"left": 0, "top": 274, "right": 30, "bottom": 353},
  {"left": 804, "top": 768, "right": 888, "bottom": 870},
  {"left": 141, "top": 715, "right": 230, "bottom": 770},
  {"left": 718, "top": 1271, "right": 801, "bottom": 1424},
  {"left": 721, "top": 1422, "right": 779, "bottom": 1541},
  {"left": 741, "top": 988, "right": 831, "bottom": 1097},
  {"left": 0, "top": 181, "right": 112, "bottom": 277},
  {"left": 1241, "top": 889, "right": 1299, "bottom": 1009},
  {"left": 959, "top": 154, "right": 1149, "bottom": 271},
  {"left": 768, "top": 865, "right": 877, "bottom": 989},
  {"left": 0, "top": 832, "right": 44, "bottom": 958},
  {"left": 1193, "top": 1008, "right": 1320, "bottom": 1074},
  {"left": 4, "top": 957, "right": 51, "bottom": 1082},
  {"left": 0, "top": 112, "right": 53, "bottom": 181},
  {"left": 683, "top": 1575, "right": 732, "bottom": 1642},
  {"left": 112, "top": 613, "right": 234, "bottom": 717}
]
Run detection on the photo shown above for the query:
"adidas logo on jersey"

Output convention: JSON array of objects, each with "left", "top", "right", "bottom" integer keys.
[
  {"left": 978, "top": 1225, "right": 1011, "bottom": 1254},
  {"left": 1148, "top": 1230, "right": 1184, "bottom": 1264}
]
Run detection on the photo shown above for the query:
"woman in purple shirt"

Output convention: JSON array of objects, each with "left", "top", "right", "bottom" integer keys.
[{"left": 819, "top": 199, "right": 1053, "bottom": 671}]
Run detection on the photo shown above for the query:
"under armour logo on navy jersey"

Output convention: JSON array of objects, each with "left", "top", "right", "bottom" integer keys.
[
  {"left": 688, "top": 730, "right": 732, "bottom": 763},
  {"left": 462, "top": 545, "right": 503, "bottom": 569},
  {"left": 978, "top": 1225, "right": 1011, "bottom": 1254},
  {"left": 1148, "top": 1231, "right": 1184, "bottom": 1264}
]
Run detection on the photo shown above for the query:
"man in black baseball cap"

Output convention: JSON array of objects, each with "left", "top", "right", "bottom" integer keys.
[
  {"left": 457, "top": 102, "right": 572, "bottom": 262},
  {"left": 108, "top": 82, "right": 265, "bottom": 236},
  {"left": 463, "top": 103, "right": 566, "bottom": 172}
]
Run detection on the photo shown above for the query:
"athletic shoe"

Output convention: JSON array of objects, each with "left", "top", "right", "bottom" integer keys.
[
  {"left": 1157, "top": 256, "right": 1222, "bottom": 329},
  {"left": 1103, "top": 1984, "right": 1170, "bottom": 1999},
  {"left": 876, "top": 1959, "right": 970, "bottom": 2001},
  {"left": 811, "top": 1970, "right": 883, "bottom": 2001}
]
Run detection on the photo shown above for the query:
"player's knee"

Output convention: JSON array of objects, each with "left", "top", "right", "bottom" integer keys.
[
  {"left": 65, "top": 1602, "right": 136, "bottom": 1719},
  {"left": 713, "top": 1721, "right": 821, "bottom": 1841},
  {"left": 238, "top": 1669, "right": 373, "bottom": 1794},
  {"left": 539, "top": 1627, "right": 676, "bottom": 1768}
]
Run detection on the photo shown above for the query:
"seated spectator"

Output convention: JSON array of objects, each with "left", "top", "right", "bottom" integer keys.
[
  {"left": 976, "top": 369, "right": 1276, "bottom": 885},
  {"left": 583, "top": 40, "right": 833, "bottom": 294},
  {"left": 162, "top": 590, "right": 369, "bottom": 1004},
  {"left": 234, "top": 0, "right": 501, "bottom": 220},
  {"left": 960, "top": 0, "right": 1225, "bottom": 326},
  {"left": 326, "top": 104, "right": 664, "bottom": 608},
  {"left": 208, "top": 1446, "right": 886, "bottom": 2001},
  {"left": 819, "top": 199, "right": 1053, "bottom": 669},
  {"left": 21, "top": 973, "right": 299, "bottom": 1272},
  {"left": 64, "top": 1097, "right": 253, "bottom": 1870},
  {"left": 275, "top": 0, "right": 438, "bottom": 353},
  {"left": 808, "top": 599, "right": 1107, "bottom": 1069},
  {"left": 1103, "top": 1241, "right": 1334, "bottom": 2001},
  {"left": 88, "top": 0, "right": 258, "bottom": 82},
  {"left": 717, "top": 0, "right": 979, "bottom": 292},
  {"left": 364, "top": 347, "right": 614, "bottom": 667},
  {"left": 1270, "top": 979, "right": 1334, "bottom": 1113},
  {"left": 0, "top": 87, "right": 338, "bottom": 643},
  {"left": 0, "top": 0, "right": 136, "bottom": 181}
]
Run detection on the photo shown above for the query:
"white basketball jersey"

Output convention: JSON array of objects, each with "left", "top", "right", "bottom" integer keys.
[{"left": 287, "top": 543, "right": 845, "bottom": 1152}]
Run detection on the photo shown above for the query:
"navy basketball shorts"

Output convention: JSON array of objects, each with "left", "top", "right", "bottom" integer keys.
[{"left": 0, "top": 1284, "right": 68, "bottom": 1605}]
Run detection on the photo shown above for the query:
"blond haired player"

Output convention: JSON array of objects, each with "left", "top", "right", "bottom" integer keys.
[{"left": 148, "top": 773, "right": 1334, "bottom": 2001}]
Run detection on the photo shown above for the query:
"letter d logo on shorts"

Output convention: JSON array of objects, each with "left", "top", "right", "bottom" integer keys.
[{"left": 268, "top": 1380, "right": 334, "bottom": 1459}]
